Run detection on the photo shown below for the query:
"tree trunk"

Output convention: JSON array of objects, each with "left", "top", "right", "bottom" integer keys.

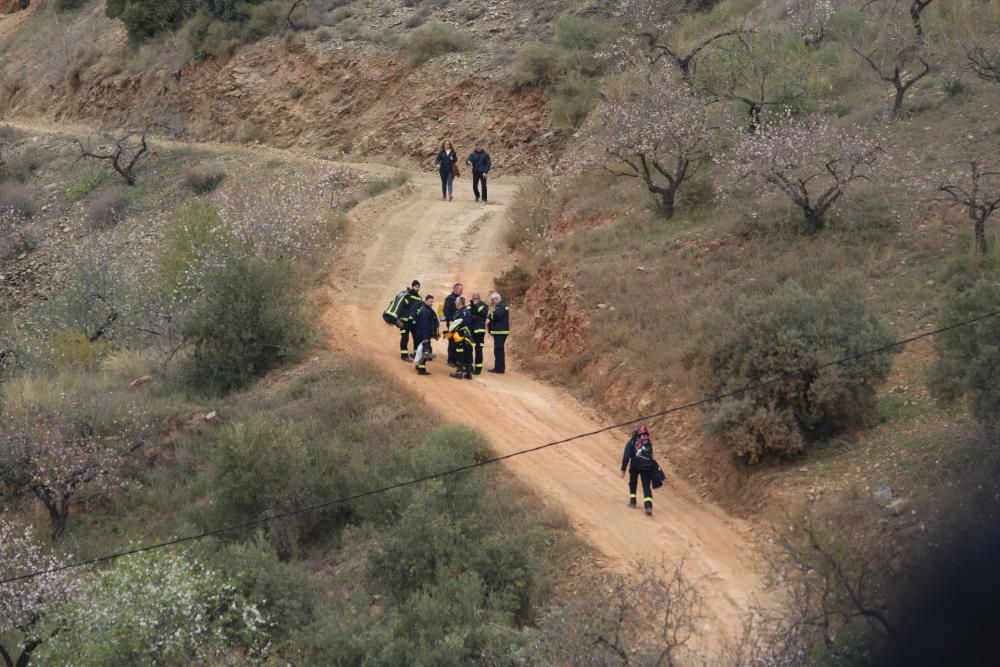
[
  {"left": 33, "top": 486, "right": 70, "bottom": 540},
  {"left": 975, "top": 214, "right": 987, "bottom": 254},
  {"left": 803, "top": 208, "right": 825, "bottom": 235},
  {"left": 0, "top": 644, "right": 15, "bottom": 667},
  {"left": 892, "top": 83, "right": 906, "bottom": 118},
  {"left": 13, "top": 640, "right": 39, "bottom": 667},
  {"left": 656, "top": 187, "right": 676, "bottom": 220},
  {"left": 747, "top": 102, "right": 763, "bottom": 134}
]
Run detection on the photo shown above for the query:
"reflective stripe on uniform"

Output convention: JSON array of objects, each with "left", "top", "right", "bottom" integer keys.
[
  {"left": 491, "top": 331, "right": 510, "bottom": 335},
  {"left": 644, "top": 497, "right": 653, "bottom": 503}
]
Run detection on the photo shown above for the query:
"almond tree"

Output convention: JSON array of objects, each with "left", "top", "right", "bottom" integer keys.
[
  {"left": 617, "top": 0, "right": 751, "bottom": 84},
  {"left": 721, "top": 114, "right": 885, "bottom": 234},
  {"left": 76, "top": 123, "right": 170, "bottom": 186},
  {"left": 0, "top": 519, "right": 80, "bottom": 667},
  {"left": 849, "top": 3, "right": 931, "bottom": 118},
  {"left": 588, "top": 64, "right": 712, "bottom": 219},
  {"left": 965, "top": 42, "right": 1000, "bottom": 85},
  {"left": 931, "top": 160, "right": 1000, "bottom": 254},
  {"left": 0, "top": 396, "right": 148, "bottom": 539}
]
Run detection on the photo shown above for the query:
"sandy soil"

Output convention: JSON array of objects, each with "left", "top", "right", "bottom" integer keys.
[{"left": 325, "top": 171, "right": 771, "bottom": 642}]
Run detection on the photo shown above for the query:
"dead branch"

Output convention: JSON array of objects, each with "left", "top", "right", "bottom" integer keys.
[{"left": 76, "top": 123, "right": 171, "bottom": 186}]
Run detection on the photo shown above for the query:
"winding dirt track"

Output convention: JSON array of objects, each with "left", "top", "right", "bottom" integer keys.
[
  {"left": 2, "top": 114, "right": 769, "bottom": 642},
  {"left": 325, "top": 173, "right": 769, "bottom": 641}
]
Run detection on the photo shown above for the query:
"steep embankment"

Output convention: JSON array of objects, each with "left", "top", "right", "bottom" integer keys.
[{"left": 0, "top": 8, "right": 553, "bottom": 169}]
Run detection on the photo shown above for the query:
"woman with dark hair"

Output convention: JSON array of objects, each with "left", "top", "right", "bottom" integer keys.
[{"left": 434, "top": 140, "right": 458, "bottom": 201}]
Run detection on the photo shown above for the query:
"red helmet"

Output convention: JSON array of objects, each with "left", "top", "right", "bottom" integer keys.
[{"left": 636, "top": 425, "right": 648, "bottom": 436}]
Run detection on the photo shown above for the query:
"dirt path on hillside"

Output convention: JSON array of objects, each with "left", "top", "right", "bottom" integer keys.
[
  {"left": 324, "top": 173, "right": 771, "bottom": 642},
  {"left": 5, "top": 118, "right": 771, "bottom": 643}
]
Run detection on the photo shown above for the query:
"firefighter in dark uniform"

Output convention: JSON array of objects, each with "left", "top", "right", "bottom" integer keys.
[
  {"left": 443, "top": 283, "right": 463, "bottom": 366},
  {"left": 449, "top": 296, "right": 474, "bottom": 380},
  {"left": 413, "top": 294, "right": 439, "bottom": 375},
  {"left": 469, "top": 292, "right": 489, "bottom": 375},
  {"left": 392, "top": 280, "right": 422, "bottom": 361},
  {"left": 487, "top": 291, "right": 509, "bottom": 374},
  {"left": 620, "top": 425, "right": 656, "bottom": 516}
]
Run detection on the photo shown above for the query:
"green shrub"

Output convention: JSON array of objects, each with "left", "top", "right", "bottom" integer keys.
[
  {"left": 157, "top": 200, "right": 227, "bottom": 298},
  {"left": 106, "top": 0, "right": 197, "bottom": 42},
  {"left": 928, "top": 279, "right": 1000, "bottom": 426},
  {"left": 86, "top": 186, "right": 129, "bottom": 230},
  {"left": 550, "top": 76, "right": 599, "bottom": 131},
  {"left": 364, "top": 171, "right": 410, "bottom": 197},
  {"left": 182, "top": 255, "right": 309, "bottom": 394},
  {"left": 494, "top": 265, "right": 533, "bottom": 304},
  {"left": 504, "top": 180, "right": 551, "bottom": 250},
  {"left": 553, "top": 16, "right": 612, "bottom": 52},
  {"left": 511, "top": 42, "right": 564, "bottom": 87},
  {"left": 406, "top": 22, "right": 472, "bottom": 66},
  {"left": 202, "top": 416, "right": 355, "bottom": 555},
  {"left": 55, "top": 0, "right": 88, "bottom": 10},
  {"left": 690, "top": 280, "right": 896, "bottom": 463},
  {"left": 2, "top": 148, "right": 49, "bottom": 182},
  {"left": 67, "top": 170, "right": 113, "bottom": 202}
]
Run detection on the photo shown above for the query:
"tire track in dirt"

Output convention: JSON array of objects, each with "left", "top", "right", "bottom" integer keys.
[{"left": 325, "top": 173, "right": 772, "bottom": 644}]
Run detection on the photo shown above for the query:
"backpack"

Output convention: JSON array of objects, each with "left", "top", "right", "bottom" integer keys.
[
  {"left": 383, "top": 290, "right": 408, "bottom": 326},
  {"left": 633, "top": 436, "right": 655, "bottom": 472}
]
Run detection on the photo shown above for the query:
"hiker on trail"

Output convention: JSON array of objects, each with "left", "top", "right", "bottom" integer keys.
[
  {"left": 465, "top": 143, "right": 491, "bottom": 204},
  {"left": 414, "top": 294, "right": 440, "bottom": 375},
  {"left": 434, "top": 140, "right": 459, "bottom": 201},
  {"left": 621, "top": 425, "right": 656, "bottom": 516},
  {"left": 469, "top": 292, "right": 489, "bottom": 375},
  {"left": 487, "top": 291, "right": 509, "bottom": 374},
  {"left": 383, "top": 280, "right": 423, "bottom": 361},
  {"left": 449, "top": 295, "right": 474, "bottom": 380},
  {"left": 444, "top": 283, "right": 463, "bottom": 366}
]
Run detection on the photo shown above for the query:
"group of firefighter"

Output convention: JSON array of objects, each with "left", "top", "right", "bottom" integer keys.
[{"left": 383, "top": 280, "right": 509, "bottom": 380}]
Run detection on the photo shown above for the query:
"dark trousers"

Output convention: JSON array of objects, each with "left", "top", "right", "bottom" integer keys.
[
  {"left": 492, "top": 334, "right": 507, "bottom": 372},
  {"left": 455, "top": 339, "right": 473, "bottom": 376},
  {"left": 399, "top": 328, "right": 412, "bottom": 357},
  {"left": 472, "top": 332, "right": 486, "bottom": 372},
  {"left": 629, "top": 469, "right": 653, "bottom": 509},
  {"left": 472, "top": 172, "right": 488, "bottom": 202}
]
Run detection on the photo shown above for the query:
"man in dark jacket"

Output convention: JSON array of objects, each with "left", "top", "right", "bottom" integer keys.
[
  {"left": 413, "top": 295, "right": 440, "bottom": 375},
  {"left": 465, "top": 144, "right": 492, "bottom": 203},
  {"left": 620, "top": 425, "right": 656, "bottom": 515},
  {"left": 487, "top": 291, "right": 509, "bottom": 374},
  {"left": 449, "top": 296, "right": 474, "bottom": 380},
  {"left": 469, "top": 292, "right": 489, "bottom": 375},
  {"left": 443, "top": 283, "right": 463, "bottom": 366},
  {"left": 384, "top": 280, "right": 422, "bottom": 361}
]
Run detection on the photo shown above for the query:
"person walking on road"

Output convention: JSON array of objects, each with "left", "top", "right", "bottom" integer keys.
[
  {"left": 434, "top": 140, "right": 458, "bottom": 201},
  {"left": 469, "top": 292, "right": 489, "bottom": 375},
  {"left": 444, "top": 283, "right": 463, "bottom": 366},
  {"left": 465, "top": 143, "right": 491, "bottom": 204},
  {"left": 487, "top": 291, "right": 509, "bottom": 374},
  {"left": 383, "top": 280, "right": 422, "bottom": 361},
  {"left": 449, "top": 296, "right": 474, "bottom": 380},
  {"left": 414, "top": 294, "right": 440, "bottom": 375},
  {"left": 620, "top": 426, "right": 656, "bottom": 516}
]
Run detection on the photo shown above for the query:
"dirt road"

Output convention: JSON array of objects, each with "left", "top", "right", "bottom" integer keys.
[{"left": 327, "top": 172, "right": 770, "bottom": 641}]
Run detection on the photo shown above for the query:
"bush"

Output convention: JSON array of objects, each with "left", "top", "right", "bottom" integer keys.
[
  {"left": 504, "top": 181, "right": 551, "bottom": 249},
  {"left": 511, "top": 43, "right": 564, "bottom": 88},
  {"left": 36, "top": 549, "right": 270, "bottom": 666},
  {"left": 86, "top": 187, "right": 128, "bottom": 230},
  {"left": 55, "top": 0, "right": 88, "bottom": 10},
  {"left": 182, "top": 166, "right": 226, "bottom": 194},
  {"left": 0, "top": 182, "right": 35, "bottom": 219},
  {"left": 157, "top": 200, "right": 227, "bottom": 298},
  {"left": 690, "top": 280, "right": 896, "bottom": 463},
  {"left": 2, "top": 148, "right": 49, "bottom": 182},
  {"left": 203, "top": 416, "right": 355, "bottom": 556},
  {"left": 364, "top": 171, "right": 411, "bottom": 197},
  {"left": 406, "top": 22, "right": 471, "bottom": 66},
  {"left": 553, "top": 16, "right": 612, "bottom": 52},
  {"left": 106, "top": 0, "right": 196, "bottom": 42},
  {"left": 494, "top": 265, "right": 532, "bottom": 304},
  {"left": 182, "top": 255, "right": 309, "bottom": 394},
  {"left": 550, "top": 76, "right": 599, "bottom": 131},
  {"left": 928, "top": 279, "right": 1000, "bottom": 426},
  {"left": 67, "top": 170, "right": 113, "bottom": 202}
]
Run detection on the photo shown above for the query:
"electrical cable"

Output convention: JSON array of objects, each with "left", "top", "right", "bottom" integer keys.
[{"left": 3, "top": 308, "right": 998, "bottom": 587}]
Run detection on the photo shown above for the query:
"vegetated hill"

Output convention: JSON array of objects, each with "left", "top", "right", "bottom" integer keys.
[
  {"left": 498, "top": 0, "right": 1000, "bottom": 658},
  {"left": 0, "top": 0, "right": 619, "bottom": 169}
]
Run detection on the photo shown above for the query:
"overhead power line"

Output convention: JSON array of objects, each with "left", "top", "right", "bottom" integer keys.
[{"left": 3, "top": 309, "right": 998, "bottom": 587}]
